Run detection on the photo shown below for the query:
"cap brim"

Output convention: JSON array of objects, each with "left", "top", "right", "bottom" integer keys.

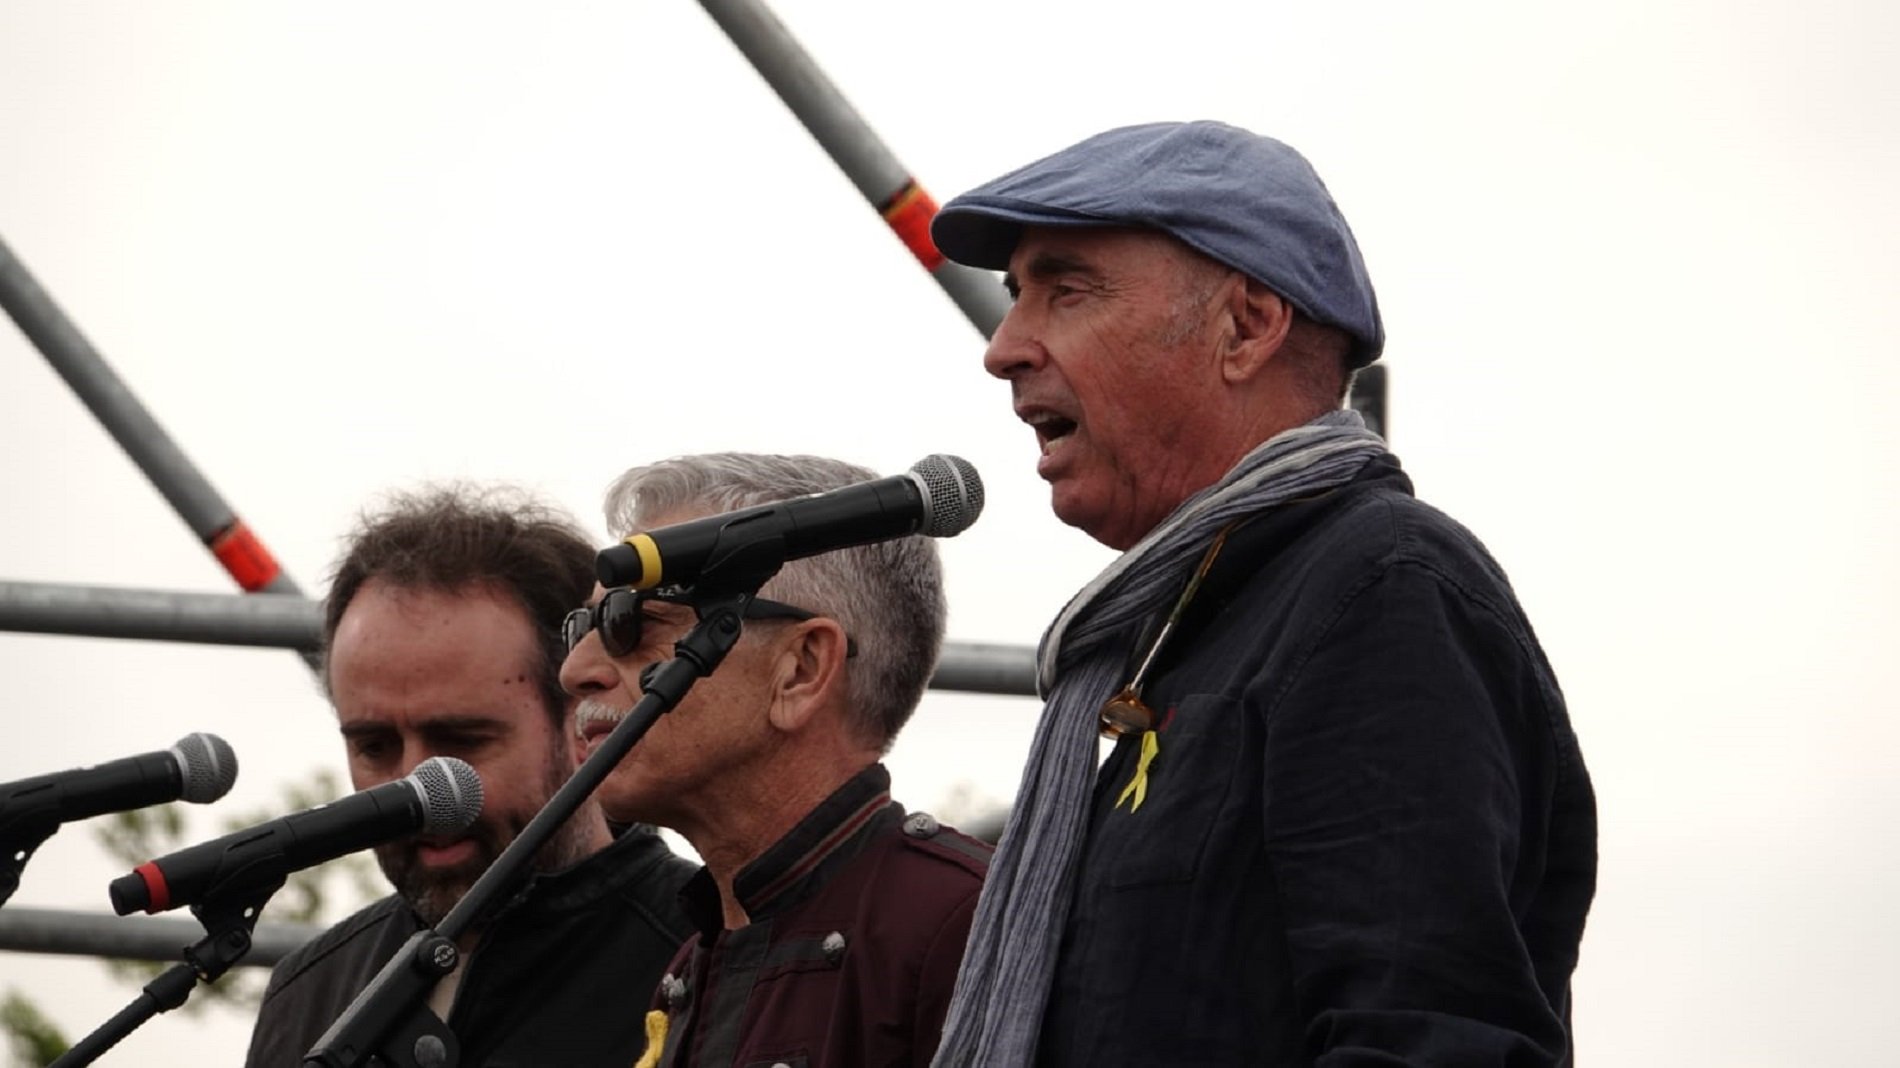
[{"left": 931, "top": 200, "right": 1121, "bottom": 272}]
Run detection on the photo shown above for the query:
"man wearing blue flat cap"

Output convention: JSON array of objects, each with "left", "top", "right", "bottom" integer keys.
[{"left": 929, "top": 121, "right": 1596, "bottom": 1067}]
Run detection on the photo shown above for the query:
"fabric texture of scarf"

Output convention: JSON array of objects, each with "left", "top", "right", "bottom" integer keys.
[{"left": 931, "top": 409, "right": 1389, "bottom": 1066}]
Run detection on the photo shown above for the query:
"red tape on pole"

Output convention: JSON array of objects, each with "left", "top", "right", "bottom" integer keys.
[
  {"left": 880, "top": 181, "right": 945, "bottom": 270},
  {"left": 207, "top": 519, "right": 283, "bottom": 592}
]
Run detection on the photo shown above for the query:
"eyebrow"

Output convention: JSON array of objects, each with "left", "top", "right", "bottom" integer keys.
[{"left": 1002, "top": 250, "right": 1100, "bottom": 299}]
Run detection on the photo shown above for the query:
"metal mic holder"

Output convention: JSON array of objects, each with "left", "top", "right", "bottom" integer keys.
[
  {"left": 0, "top": 815, "right": 56, "bottom": 908},
  {"left": 303, "top": 569, "right": 775, "bottom": 1068},
  {"left": 50, "top": 876, "right": 284, "bottom": 1066}
]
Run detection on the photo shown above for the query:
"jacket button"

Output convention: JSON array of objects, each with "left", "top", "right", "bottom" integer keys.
[
  {"left": 412, "top": 1035, "right": 448, "bottom": 1068},
  {"left": 822, "top": 930, "right": 847, "bottom": 964},
  {"left": 903, "top": 812, "right": 940, "bottom": 838}
]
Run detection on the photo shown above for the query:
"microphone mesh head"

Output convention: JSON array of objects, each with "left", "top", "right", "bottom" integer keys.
[
  {"left": 408, "top": 756, "right": 484, "bottom": 834},
  {"left": 909, "top": 454, "right": 985, "bottom": 537},
  {"left": 170, "top": 733, "right": 239, "bottom": 804}
]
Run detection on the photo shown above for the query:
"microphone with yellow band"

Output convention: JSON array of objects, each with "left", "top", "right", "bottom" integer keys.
[{"left": 596, "top": 455, "right": 983, "bottom": 591}]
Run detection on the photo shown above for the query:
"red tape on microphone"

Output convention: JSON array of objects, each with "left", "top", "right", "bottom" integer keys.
[{"left": 133, "top": 861, "right": 170, "bottom": 914}]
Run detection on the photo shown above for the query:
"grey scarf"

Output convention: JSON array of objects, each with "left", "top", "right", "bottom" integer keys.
[{"left": 931, "top": 410, "right": 1388, "bottom": 1066}]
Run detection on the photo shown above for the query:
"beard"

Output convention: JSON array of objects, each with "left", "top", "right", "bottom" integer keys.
[
  {"left": 375, "top": 821, "right": 504, "bottom": 927},
  {"left": 374, "top": 745, "right": 603, "bottom": 926}
]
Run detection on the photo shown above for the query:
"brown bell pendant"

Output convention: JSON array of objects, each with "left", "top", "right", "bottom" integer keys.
[
  {"left": 1094, "top": 522, "right": 1239, "bottom": 741},
  {"left": 1099, "top": 686, "right": 1158, "bottom": 739}
]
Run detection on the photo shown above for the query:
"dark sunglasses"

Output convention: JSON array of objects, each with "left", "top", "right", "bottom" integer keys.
[{"left": 563, "top": 588, "right": 852, "bottom": 660}]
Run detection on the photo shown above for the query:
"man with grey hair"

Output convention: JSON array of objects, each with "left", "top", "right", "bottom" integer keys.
[
  {"left": 928, "top": 121, "right": 1597, "bottom": 1066},
  {"left": 560, "top": 452, "right": 990, "bottom": 1067}
]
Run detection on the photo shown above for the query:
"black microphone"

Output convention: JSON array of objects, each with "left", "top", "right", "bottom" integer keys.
[
  {"left": 108, "top": 756, "right": 483, "bottom": 915},
  {"left": 0, "top": 733, "right": 238, "bottom": 829},
  {"left": 596, "top": 454, "right": 985, "bottom": 590}
]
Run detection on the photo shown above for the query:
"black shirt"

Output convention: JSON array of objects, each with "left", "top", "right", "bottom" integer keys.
[{"left": 245, "top": 825, "right": 696, "bottom": 1067}]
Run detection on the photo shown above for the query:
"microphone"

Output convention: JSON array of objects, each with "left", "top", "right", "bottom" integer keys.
[
  {"left": 108, "top": 756, "right": 483, "bottom": 915},
  {"left": 596, "top": 454, "right": 984, "bottom": 590},
  {"left": 0, "top": 733, "right": 238, "bottom": 828}
]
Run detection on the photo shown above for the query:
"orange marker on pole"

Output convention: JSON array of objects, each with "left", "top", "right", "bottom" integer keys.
[
  {"left": 881, "top": 182, "right": 946, "bottom": 271},
  {"left": 0, "top": 233, "right": 319, "bottom": 672},
  {"left": 698, "top": 0, "right": 1009, "bottom": 338}
]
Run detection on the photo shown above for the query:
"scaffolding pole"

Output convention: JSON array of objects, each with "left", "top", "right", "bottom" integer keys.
[
  {"left": 697, "top": 0, "right": 1009, "bottom": 338},
  {"left": 695, "top": 0, "right": 1388, "bottom": 426},
  {"left": 0, "top": 580, "right": 1038, "bottom": 697},
  {"left": 0, "top": 234, "right": 319, "bottom": 673},
  {"left": 0, "top": 906, "right": 319, "bottom": 969}
]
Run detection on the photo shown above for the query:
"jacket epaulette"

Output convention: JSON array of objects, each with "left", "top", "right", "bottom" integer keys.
[{"left": 898, "top": 811, "right": 993, "bottom": 877}]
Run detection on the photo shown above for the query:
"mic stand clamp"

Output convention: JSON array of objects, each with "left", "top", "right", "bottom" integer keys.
[
  {"left": 301, "top": 928, "right": 463, "bottom": 1068},
  {"left": 0, "top": 815, "right": 56, "bottom": 908},
  {"left": 51, "top": 877, "right": 284, "bottom": 1067}
]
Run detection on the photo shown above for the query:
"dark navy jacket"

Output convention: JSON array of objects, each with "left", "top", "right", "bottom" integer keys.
[{"left": 1039, "top": 454, "right": 1597, "bottom": 1066}]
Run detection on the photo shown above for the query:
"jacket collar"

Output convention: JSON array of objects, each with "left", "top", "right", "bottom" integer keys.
[{"left": 681, "top": 763, "right": 898, "bottom": 932}]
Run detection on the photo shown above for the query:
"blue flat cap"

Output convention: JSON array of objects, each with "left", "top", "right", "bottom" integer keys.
[{"left": 932, "top": 120, "right": 1384, "bottom": 367}]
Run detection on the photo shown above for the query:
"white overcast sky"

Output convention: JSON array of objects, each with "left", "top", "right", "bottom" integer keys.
[{"left": 2, "top": 3, "right": 1896, "bottom": 1065}]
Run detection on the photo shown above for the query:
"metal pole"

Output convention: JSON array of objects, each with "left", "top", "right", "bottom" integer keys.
[
  {"left": 696, "top": 0, "right": 1010, "bottom": 337},
  {"left": 0, "top": 581, "right": 1040, "bottom": 697},
  {"left": 0, "top": 581, "right": 322, "bottom": 650},
  {"left": 1351, "top": 364, "right": 1388, "bottom": 439},
  {"left": 931, "top": 641, "right": 1040, "bottom": 697},
  {"left": 0, "top": 906, "right": 319, "bottom": 969},
  {"left": 694, "top": 1, "right": 1389, "bottom": 428},
  {"left": 0, "top": 234, "right": 320, "bottom": 672}
]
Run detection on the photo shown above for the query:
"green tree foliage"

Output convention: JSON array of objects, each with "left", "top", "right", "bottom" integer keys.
[{"left": 0, "top": 992, "right": 66, "bottom": 1068}]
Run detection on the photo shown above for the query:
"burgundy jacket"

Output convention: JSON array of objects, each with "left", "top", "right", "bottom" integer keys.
[{"left": 643, "top": 764, "right": 990, "bottom": 1068}]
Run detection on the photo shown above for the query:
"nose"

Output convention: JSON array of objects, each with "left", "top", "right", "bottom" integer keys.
[
  {"left": 558, "top": 634, "right": 615, "bottom": 697},
  {"left": 395, "top": 746, "right": 425, "bottom": 780},
  {"left": 384, "top": 740, "right": 430, "bottom": 785},
  {"left": 982, "top": 306, "right": 1045, "bottom": 380}
]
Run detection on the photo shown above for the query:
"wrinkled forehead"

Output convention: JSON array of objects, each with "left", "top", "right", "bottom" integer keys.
[{"left": 1005, "top": 225, "right": 1226, "bottom": 287}]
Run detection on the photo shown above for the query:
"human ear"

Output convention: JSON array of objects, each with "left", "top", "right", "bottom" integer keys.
[
  {"left": 764, "top": 619, "right": 851, "bottom": 734},
  {"left": 1221, "top": 280, "right": 1294, "bottom": 384}
]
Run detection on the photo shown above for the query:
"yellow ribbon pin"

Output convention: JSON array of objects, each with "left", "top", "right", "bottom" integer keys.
[
  {"left": 633, "top": 1009, "right": 668, "bottom": 1068},
  {"left": 1113, "top": 731, "right": 1161, "bottom": 812}
]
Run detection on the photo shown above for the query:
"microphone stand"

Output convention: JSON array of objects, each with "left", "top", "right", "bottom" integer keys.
[
  {"left": 50, "top": 876, "right": 284, "bottom": 1066},
  {"left": 304, "top": 572, "right": 774, "bottom": 1068}
]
